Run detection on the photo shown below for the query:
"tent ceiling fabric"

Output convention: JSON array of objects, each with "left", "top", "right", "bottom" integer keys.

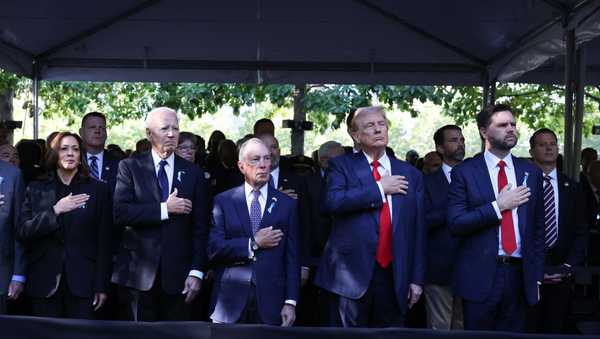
[{"left": 0, "top": 0, "right": 599, "bottom": 85}]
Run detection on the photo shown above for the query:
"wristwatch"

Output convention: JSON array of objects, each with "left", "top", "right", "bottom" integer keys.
[{"left": 251, "top": 238, "right": 259, "bottom": 251}]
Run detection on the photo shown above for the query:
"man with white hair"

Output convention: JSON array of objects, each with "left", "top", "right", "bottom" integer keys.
[
  {"left": 112, "top": 107, "right": 210, "bottom": 321},
  {"left": 208, "top": 138, "right": 299, "bottom": 325}
]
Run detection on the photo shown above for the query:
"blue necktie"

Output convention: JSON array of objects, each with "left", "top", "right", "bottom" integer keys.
[
  {"left": 89, "top": 155, "right": 99, "bottom": 180},
  {"left": 250, "top": 190, "right": 262, "bottom": 235},
  {"left": 158, "top": 160, "right": 169, "bottom": 202}
]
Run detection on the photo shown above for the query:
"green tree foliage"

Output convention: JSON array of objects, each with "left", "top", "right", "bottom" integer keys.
[{"left": 2, "top": 68, "right": 600, "bottom": 136}]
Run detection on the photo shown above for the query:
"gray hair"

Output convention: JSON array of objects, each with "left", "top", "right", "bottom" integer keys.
[
  {"left": 318, "top": 140, "right": 343, "bottom": 158},
  {"left": 238, "top": 137, "right": 267, "bottom": 161},
  {"left": 144, "top": 107, "right": 180, "bottom": 129},
  {"left": 350, "top": 106, "right": 387, "bottom": 131}
]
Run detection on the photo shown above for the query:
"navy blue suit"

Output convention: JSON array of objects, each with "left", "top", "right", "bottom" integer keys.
[
  {"left": 447, "top": 154, "right": 544, "bottom": 331},
  {"left": 424, "top": 168, "right": 459, "bottom": 286},
  {"left": 314, "top": 152, "right": 426, "bottom": 319},
  {"left": 208, "top": 184, "right": 300, "bottom": 325}
]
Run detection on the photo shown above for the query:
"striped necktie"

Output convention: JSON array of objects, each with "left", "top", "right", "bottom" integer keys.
[
  {"left": 89, "top": 155, "right": 99, "bottom": 180},
  {"left": 544, "top": 175, "right": 558, "bottom": 249}
]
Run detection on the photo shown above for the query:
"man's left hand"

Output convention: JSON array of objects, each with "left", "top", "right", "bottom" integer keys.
[
  {"left": 407, "top": 283, "right": 422, "bottom": 308},
  {"left": 7, "top": 281, "right": 24, "bottom": 300},
  {"left": 280, "top": 304, "right": 296, "bottom": 327},
  {"left": 93, "top": 292, "right": 108, "bottom": 311},
  {"left": 182, "top": 276, "right": 202, "bottom": 304}
]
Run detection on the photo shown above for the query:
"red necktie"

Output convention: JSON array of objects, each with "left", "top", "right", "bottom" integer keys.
[
  {"left": 497, "top": 160, "right": 517, "bottom": 255},
  {"left": 372, "top": 159, "right": 393, "bottom": 268}
]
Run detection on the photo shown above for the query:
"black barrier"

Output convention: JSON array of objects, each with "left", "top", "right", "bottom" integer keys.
[{"left": 1, "top": 315, "right": 597, "bottom": 339}]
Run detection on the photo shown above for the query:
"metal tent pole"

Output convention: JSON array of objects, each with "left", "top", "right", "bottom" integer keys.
[
  {"left": 573, "top": 44, "right": 586, "bottom": 182},
  {"left": 32, "top": 60, "right": 40, "bottom": 140},
  {"left": 564, "top": 29, "right": 575, "bottom": 179}
]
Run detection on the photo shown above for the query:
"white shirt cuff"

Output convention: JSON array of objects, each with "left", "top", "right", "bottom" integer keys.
[
  {"left": 11, "top": 275, "right": 26, "bottom": 283},
  {"left": 492, "top": 201, "right": 502, "bottom": 219},
  {"left": 301, "top": 266, "right": 310, "bottom": 273},
  {"left": 284, "top": 299, "right": 297, "bottom": 306},
  {"left": 160, "top": 202, "right": 169, "bottom": 220},
  {"left": 188, "top": 270, "right": 204, "bottom": 280},
  {"left": 376, "top": 182, "right": 385, "bottom": 202}
]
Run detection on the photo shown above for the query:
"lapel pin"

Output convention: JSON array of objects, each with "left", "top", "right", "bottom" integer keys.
[
  {"left": 522, "top": 172, "right": 529, "bottom": 186},
  {"left": 177, "top": 171, "right": 185, "bottom": 182},
  {"left": 267, "top": 197, "right": 277, "bottom": 214},
  {"left": 564, "top": 182, "right": 569, "bottom": 187},
  {"left": 105, "top": 166, "right": 110, "bottom": 171}
]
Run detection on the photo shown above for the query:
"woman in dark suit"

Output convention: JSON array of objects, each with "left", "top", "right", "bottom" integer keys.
[{"left": 17, "top": 132, "right": 111, "bottom": 319}]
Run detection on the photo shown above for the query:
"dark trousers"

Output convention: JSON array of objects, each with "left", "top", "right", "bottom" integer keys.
[
  {"left": 30, "top": 278, "right": 94, "bottom": 319},
  {"left": 237, "top": 285, "right": 263, "bottom": 324},
  {"left": 296, "top": 268, "right": 330, "bottom": 326},
  {"left": 0, "top": 295, "right": 6, "bottom": 314},
  {"left": 128, "top": 272, "right": 190, "bottom": 322},
  {"left": 330, "top": 264, "right": 404, "bottom": 328},
  {"left": 526, "top": 279, "right": 571, "bottom": 334},
  {"left": 463, "top": 262, "right": 526, "bottom": 332}
]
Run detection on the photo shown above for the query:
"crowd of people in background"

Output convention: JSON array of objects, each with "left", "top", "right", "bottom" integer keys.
[{"left": 0, "top": 103, "right": 599, "bottom": 334}]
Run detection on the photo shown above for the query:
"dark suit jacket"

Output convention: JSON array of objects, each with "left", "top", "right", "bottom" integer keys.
[
  {"left": 424, "top": 167, "right": 459, "bottom": 286},
  {"left": 544, "top": 173, "right": 588, "bottom": 271},
  {"left": 447, "top": 154, "right": 544, "bottom": 305},
  {"left": 0, "top": 161, "right": 26, "bottom": 295},
  {"left": 18, "top": 174, "right": 111, "bottom": 298},
  {"left": 207, "top": 184, "right": 300, "bottom": 325},
  {"left": 276, "top": 166, "right": 314, "bottom": 268},
  {"left": 99, "top": 151, "right": 120, "bottom": 192},
  {"left": 314, "top": 152, "right": 426, "bottom": 314},
  {"left": 111, "top": 152, "right": 209, "bottom": 294},
  {"left": 304, "top": 172, "right": 331, "bottom": 267}
]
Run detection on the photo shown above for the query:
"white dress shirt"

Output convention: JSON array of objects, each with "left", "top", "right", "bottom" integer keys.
[
  {"left": 87, "top": 151, "right": 104, "bottom": 179},
  {"left": 363, "top": 151, "right": 393, "bottom": 222},
  {"left": 244, "top": 181, "right": 296, "bottom": 306},
  {"left": 270, "top": 166, "right": 280, "bottom": 189},
  {"left": 442, "top": 162, "right": 453, "bottom": 184},
  {"left": 483, "top": 150, "right": 522, "bottom": 258},
  {"left": 151, "top": 150, "right": 203, "bottom": 280}
]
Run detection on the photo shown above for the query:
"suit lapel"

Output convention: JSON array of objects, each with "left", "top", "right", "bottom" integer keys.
[
  {"left": 142, "top": 152, "right": 161, "bottom": 202},
  {"left": 351, "top": 152, "right": 380, "bottom": 227},
  {"left": 513, "top": 156, "right": 527, "bottom": 238},
  {"left": 390, "top": 159, "right": 405, "bottom": 233},
  {"left": 260, "top": 186, "right": 278, "bottom": 230},
  {"left": 474, "top": 154, "right": 496, "bottom": 204},
  {"left": 557, "top": 174, "right": 567, "bottom": 242},
  {"left": 232, "top": 185, "right": 253, "bottom": 237},
  {"left": 172, "top": 156, "right": 185, "bottom": 194}
]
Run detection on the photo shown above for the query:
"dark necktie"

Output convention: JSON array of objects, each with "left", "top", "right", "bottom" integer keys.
[
  {"left": 158, "top": 160, "right": 169, "bottom": 202},
  {"left": 250, "top": 190, "right": 262, "bottom": 235},
  {"left": 89, "top": 155, "right": 99, "bottom": 180},
  {"left": 544, "top": 175, "right": 558, "bottom": 249},
  {"left": 498, "top": 160, "right": 517, "bottom": 255},
  {"left": 372, "top": 159, "right": 392, "bottom": 268},
  {"left": 269, "top": 174, "right": 275, "bottom": 189}
]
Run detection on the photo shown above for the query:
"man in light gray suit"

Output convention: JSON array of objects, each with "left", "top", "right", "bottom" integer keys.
[{"left": 0, "top": 159, "right": 26, "bottom": 314}]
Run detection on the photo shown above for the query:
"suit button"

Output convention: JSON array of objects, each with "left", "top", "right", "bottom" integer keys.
[{"left": 371, "top": 203, "right": 375, "bottom": 207}]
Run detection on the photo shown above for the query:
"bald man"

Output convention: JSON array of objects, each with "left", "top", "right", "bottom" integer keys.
[{"left": 112, "top": 107, "right": 210, "bottom": 321}]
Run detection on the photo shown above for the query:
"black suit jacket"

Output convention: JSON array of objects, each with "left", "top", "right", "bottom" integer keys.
[
  {"left": 111, "top": 152, "right": 209, "bottom": 294},
  {"left": 424, "top": 168, "right": 459, "bottom": 286},
  {"left": 18, "top": 174, "right": 112, "bottom": 298},
  {"left": 276, "top": 166, "right": 313, "bottom": 268},
  {"left": 544, "top": 173, "right": 588, "bottom": 271},
  {"left": 99, "top": 151, "right": 120, "bottom": 192}
]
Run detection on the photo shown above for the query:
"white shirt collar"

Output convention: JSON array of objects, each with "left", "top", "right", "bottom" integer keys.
[
  {"left": 362, "top": 151, "right": 391, "bottom": 173},
  {"left": 545, "top": 168, "right": 557, "bottom": 181},
  {"left": 442, "top": 162, "right": 453, "bottom": 182},
  {"left": 87, "top": 150, "right": 104, "bottom": 162},
  {"left": 151, "top": 150, "right": 175, "bottom": 170},
  {"left": 244, "top": 181, "right": 268, "bottom": 200},
  {"left": 484, "top": 149, "right": 514, "bottom": 172}
]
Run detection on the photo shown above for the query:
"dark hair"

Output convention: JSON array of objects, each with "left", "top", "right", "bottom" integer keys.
[
  {"left": 253, "top": 118, "right": 275, "bottom": 135},
  {"left": 582, "top": 147, "right": 598, "bottom": 159},
  {"left": 81, "top": 111, "right": 107, "bottom": 127},
  {"left": 46, "top": 132, "right": 89, "bottom": 178},
  {"left": 178, "top": 132, "right": 199, "bottom": 147},
  {"left": 529, "top": 128, "right": 557, "bottom": 148},
  {"left": 433, "top": 125, "right": 462, "bottom": 146},
  {"left": 208, "top": 130, "right": 226, "bottom": 154},
  {"left": 476, "top": 103, "right": 515, "bottom": 129}
]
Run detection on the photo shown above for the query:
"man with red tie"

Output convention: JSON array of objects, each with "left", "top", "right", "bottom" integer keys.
[
  {"left": 447, "top": 104, "right": 545, "bottom": 332},
  {"left": 314, "top": 106, "right": 425, "bottom": 327}
]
